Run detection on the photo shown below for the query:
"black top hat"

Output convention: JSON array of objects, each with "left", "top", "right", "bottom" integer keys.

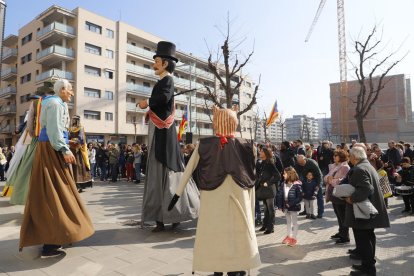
[{"left": 153, "top": 41, "right": 178, "bottom": 63}]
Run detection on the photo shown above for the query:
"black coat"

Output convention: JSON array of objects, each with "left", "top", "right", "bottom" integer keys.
[
  {"left": 302, "top": 179, "right": 319, "bottom": 200},
  {"left": 276, "top": 182, "right": 302, "bottom": 211},
  {"left": 280, "top": 148, "right": 295, "bottom": 169},
  {"left": 255, "top": 160, "right": 281, "bottom": 189},
  {"left": 344, "top": 159, "right": 390, "bottom": 229},
  {"left": 149, "top": 75, "right": 183, "bottom": 172}
]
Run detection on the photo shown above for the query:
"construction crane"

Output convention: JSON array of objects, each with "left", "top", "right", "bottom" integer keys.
[{"left": 305, "top": 0, "right": 349, "bottom": 142}]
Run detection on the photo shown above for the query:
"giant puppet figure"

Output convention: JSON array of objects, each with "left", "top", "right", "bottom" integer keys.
[
  {"left": 168, "top": 107, "right": 261, "bottom": 276},
  {"left": 137, "top": 41, "right": 199, "bottom": 232}
]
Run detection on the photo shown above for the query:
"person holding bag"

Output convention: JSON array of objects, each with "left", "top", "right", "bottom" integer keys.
[{"left": 255, "top": 147, "right": 281, "bottom": 234}]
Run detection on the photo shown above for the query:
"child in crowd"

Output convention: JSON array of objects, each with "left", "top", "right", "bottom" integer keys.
[
  {"left": 302, "top": 171, "right": 319, "bottom": 219},
  {"left": 276, "top": 167, "right": 303, "bottom": 246}
]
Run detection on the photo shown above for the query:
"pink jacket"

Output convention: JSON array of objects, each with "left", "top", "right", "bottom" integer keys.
[{"left": 323, "top": 162, "right": 350, "bottom": 187}]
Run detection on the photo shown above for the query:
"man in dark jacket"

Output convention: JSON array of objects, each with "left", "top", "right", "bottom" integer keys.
[
  {"left": 383, "top": 140, "right": 401, "bottom": 169},
  {"left": 317, "top": 141, "right": 334, "bottom": 176},
  {"left": 295, "top": 155, "right": 324, "bottom": 218},
  {"left": 280, "top": 141, "right": 295, "bottom": 169},
  {"left": 345, "top": 147, "right": 390, "bottom": 276}
]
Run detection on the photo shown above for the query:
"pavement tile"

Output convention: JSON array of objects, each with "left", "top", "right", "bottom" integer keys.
[{"left": 114, "top": 258, "right": 167, "bottom": 275}]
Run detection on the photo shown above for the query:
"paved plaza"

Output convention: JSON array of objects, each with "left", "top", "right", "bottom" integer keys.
[{"left": 0, "top": 180, "right": 413, "bottom": 276}]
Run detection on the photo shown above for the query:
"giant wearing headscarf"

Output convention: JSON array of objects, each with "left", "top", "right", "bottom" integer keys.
[
  {"left": 137, "top": 41, "right": 199, "bottom": 232},
  {"left": 169, "top": 107, "right": 261, "bottom": 275}
]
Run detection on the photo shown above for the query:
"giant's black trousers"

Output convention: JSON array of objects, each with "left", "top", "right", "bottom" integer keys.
[{"left": 353, "top": 228, "right": 376, "bottom": 275}]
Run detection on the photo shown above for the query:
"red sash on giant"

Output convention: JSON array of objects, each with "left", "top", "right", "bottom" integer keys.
[{"left": 147, "top": 109, "right": 175, "bottom": 129}]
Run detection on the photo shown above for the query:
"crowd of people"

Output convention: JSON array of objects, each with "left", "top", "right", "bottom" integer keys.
[{"left": 1, "top": 39, "right": 410, "bottom": 276}]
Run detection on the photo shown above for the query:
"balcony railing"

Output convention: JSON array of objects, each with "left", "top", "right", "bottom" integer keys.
[
  {"left": 126, "top": 44, "right": 154, "bottom": 60},
  {"left": 36, "top": 69, "right": 73, "bottom": 82},
  {"left": 1, "top": 48, "right": 18, "bottom": 62},
  {"left": 126, "top": 63, "right": 155, "bottom": 77},
  {"left": 0, "top": 105, "right": 16, "bottom": 115},
  {"left": 0, "top": 124, "right": 16, "bottom": 134},
  {"left": 126, "top": 83, "right": 152, "bottom": 96},
  {"left": 37, "top": 45, "right": 75, "bottom": 60},
  {"left": 1, "top": 67, "right": 17, "bottom": 79},
  {"left": 126, "top": 102, "right": 149, "bottom": 112},
  {"left": 0, "top": 87, "right": 17, "bottom": 98},
  {"left": 37, "top": 21, "right": 76, "bottom": 39}
]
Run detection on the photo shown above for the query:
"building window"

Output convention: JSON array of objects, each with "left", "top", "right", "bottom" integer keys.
[
  {"left": 105, "top": 91, "right": 113, "bottom": 100},
  {"left": 105, "top": 112, "right": 113, "bottom": 121},
  {"left": 84, "top": 87, "right": 101, "bottom": 98},
  {"left": 143, "top": 46, "right": 151, "bottom": 51},
  {"left": 85, "top": 21, "right": 102, "bottom": 34},
  {"left": 246, "top": 82, "right": 252, "bottom": 88},
  {"left": 20, "top": 73, "right": 31, "bottom": 84},
  {"left": 21, "top": 33, "right": 32, "bottom": 45},
  {"left": 106, "top": 49, "right": 114, "bottom": 59},
  {"left": 143, "top": 64, "right": 151, "bottom": 69},
  {"left": 104, "top": 70, "right": 113, "bottom": 79},
  {"left": 85, "top": 65, "right": 101, "bottom": 77},
  {"left": 84, "top": 110, "right": 101, "bottom": 120},
  {"left": 143, "top": 82, "right": 150, "bottom": 87},
  {"left": 21, "top": 53, "right": 32, "bottom": 65},
  {"left": 20, "top": 93, "right": 31, "bottom": 103},
  {"left": 85, "top": 43, "right": 101, "bottom": 55},
  {"left": 106, "top": 28, "right": 114, "bottom": 38}
]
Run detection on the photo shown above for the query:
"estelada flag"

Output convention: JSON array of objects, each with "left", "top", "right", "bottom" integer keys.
[
  {"left": 177, "top": 110, "right": 188, "bottom": 141},
  {"left": 265, "top": 100, "right": 279, "bottom": 127}
]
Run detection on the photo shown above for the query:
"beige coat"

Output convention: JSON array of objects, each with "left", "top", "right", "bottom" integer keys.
[{"left": 176, "top": 144, "right": 261, "bottom": 273}]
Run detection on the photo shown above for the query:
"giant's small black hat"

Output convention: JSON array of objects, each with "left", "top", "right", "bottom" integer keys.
[{"left": 153, "top": 41, "right": 178, "bottom": 63}]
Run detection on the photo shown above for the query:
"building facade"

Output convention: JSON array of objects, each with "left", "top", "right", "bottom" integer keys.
[
  {"left": 285, "top": 115, "right": 319, "bottom": 142},
  {"left": 317, "top": 117, "right": 332, "bottom": 142},
  {"left": 0, "top": 5, "right": 256, "bottom": 146},
  {"left": 255, "top": 120, "right": 284, "bottom": 144},
  {"left": 330, "top": 74, "right": 414, "bottom": 142}
]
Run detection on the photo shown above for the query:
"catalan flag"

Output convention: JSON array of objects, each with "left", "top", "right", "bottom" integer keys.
[
  {"left": 265, "top": 100, "right": 279, "bottom": 127},
  {"left": 177, "top": 109, "right": 188, "bottom": 141}
]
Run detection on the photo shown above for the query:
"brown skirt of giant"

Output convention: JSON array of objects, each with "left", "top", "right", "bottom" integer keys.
[{"left": 19, "top": 142, "right": 95, "bottom": 249}]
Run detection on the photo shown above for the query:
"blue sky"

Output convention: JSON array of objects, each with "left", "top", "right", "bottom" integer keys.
[{"left": 3, "top": 0, "right": 414, "bottom": 118}]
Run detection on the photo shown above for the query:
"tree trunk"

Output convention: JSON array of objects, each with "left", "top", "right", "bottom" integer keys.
[{"left": 356, "top": 115, "right": 367, "bottom": 143}]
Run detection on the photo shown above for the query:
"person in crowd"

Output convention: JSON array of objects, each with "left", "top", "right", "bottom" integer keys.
[
  {"left": 295, "top": 154, "right": 324, "bottom": 218},
  {"left": 403, "top": 143, "right": 414, "bottom": 162},
  {"left": 276, "top": 167, "right": 303, "bottom": 247},
  {"left": 140, "top": 144, "right": 148, "bottom": 178},
  {"left": 254, "top": 152, "right": 263, "bottom": 227},
  {"left": 96, "top": 143, "right": 108, "bottom": 181},
  {"left": 19, "top": 78, "right": 94, "bottom": 258},
  {"left": 137, "top": 41, "right": 199, "bottom": 232},
  {"left": 302, "top": 171, "right": 318, "bottom": 220},
  {"left": 324, "top": 149, "right": 351, "bottom": 244},
  {"left": 5, "top": 146, "right": 14, "bottom": 172},
  {"left": 108, "top": 143, "right": 120, "bottom": 182},
  {"left": 304, "top": 143, "right": 312, "bottom": 159},
  {"left": 394, "top": 157, "right": 414, "bottom": 214},
  {"left": 344, "top": 146, "right": 389, "bottom": 276},
  {"left": 384, "top": 140, "right": 402, "bottom": 169},
  {"left": 317, "top": 140, "right": 334, "bottom": 176},
  {"left": 0, "top": 147, "right": 6, "bottom": 181},
  {"left": 395, "top": 143, "right": 404, "bottom": 159},
  {"left": 125, "top": 145, "right": 135, "bottom": 182},
  {"left": 168, "top": 106, "right": 259, "bottom": 276},
  {"left": 118, "top": 144, "right": 126, "bottom": 179},
  {"left": 87, "top": 143, "right": 97, "bottom": 180},
  {"left": 133, "top": 144, "right": 142, "bottom": 184},
  {"left": 280, "top": 141, "right": 295, "bottom": 169},
  {"left": 69, "top": 115, "right": 92, "bottom": 193},
  {"left": 256, "top": 147, "right": 281, "bottom": 234},
  {"left": 294, "top": 139, "right": 306, "bottom": 156},
  {"left": 373, "top": 159, "right": 392, "bottom": 209},
  {"left": 184, "top": 143, "right": 195, "bottom": 166}
]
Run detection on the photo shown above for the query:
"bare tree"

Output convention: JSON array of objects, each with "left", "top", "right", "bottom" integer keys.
[
  {"left": 277, "top": 114, "right": 286, "bottom": 143},
  {"left": 351, "top": 26, "right": 407, "bottom": 142},
  {"left": 204, "top": 15, "right": 260, "bottom": 128}
]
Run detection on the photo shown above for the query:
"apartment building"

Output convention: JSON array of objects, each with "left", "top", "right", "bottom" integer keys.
[
  {"left": 330, "top": 74, "right": 414, "bottom": 142},
  {"left": 255, "top": 121, "right": 284, "bottom": 144},
  {"left": 0, "top": 5, "right": 256, "bottom": 146},
  {"left": 285, "top": 115, "right": 319, "bottom": 142}
]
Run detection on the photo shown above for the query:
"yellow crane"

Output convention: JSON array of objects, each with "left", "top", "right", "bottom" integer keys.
[{"left": 305, "top": 0, "right": 349, "bottom": 142}]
